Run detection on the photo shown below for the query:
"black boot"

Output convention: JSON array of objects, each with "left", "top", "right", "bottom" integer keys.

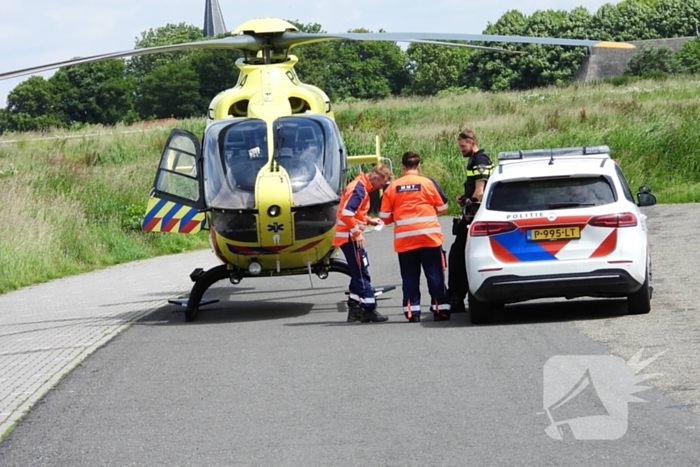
[
  {"left": 347, "top": 302, "right": 362, "bottom": 323},
  {"left": 450, "top": 297, "right": 467, "bottom": 313},
  {"left": 434, "top": 312, "right": 451, "bottom": 322},
  {"left": 360, "top": 308, "right": 389, "bottom": 323}
]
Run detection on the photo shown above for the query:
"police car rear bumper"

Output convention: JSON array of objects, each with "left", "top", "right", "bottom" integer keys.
[{"left": 472, "top": 268, "right": 643, "bottom": 303}]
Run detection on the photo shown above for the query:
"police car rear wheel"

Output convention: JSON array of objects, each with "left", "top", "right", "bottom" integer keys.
[{"left": 627, "top": 270, "right": 651, "bottom": 315}]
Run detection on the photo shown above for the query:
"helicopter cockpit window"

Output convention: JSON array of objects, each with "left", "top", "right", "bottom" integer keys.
[
  {"left": 202, "top": 116, "right": 343, "bottom": 210},
  {"left": 203, "top": 118, "right": 267, "bottom": 210},
  {"left": 221, "top": 119, "right": 268, "bottom": 191},
  {"left": 273, "top": 116, "right": 343, "bottom": 206}
]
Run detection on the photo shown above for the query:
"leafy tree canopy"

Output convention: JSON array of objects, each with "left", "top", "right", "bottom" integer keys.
[
  {"left": 50, "top": 59, "right": 137, "bottom": 125},
  {"left": 136, "top": 60, "right": 202, "bottom": 119},
  {"left": 674, "top": 36, "right": 700, "bottom": 73},
  {"left": 127, "top": 23, "right": 204, "bottom": 81}
]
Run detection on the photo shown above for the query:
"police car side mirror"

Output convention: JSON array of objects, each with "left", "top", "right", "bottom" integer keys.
[{"left": 636, "top": 191, "right": 657, "bottom": 207}]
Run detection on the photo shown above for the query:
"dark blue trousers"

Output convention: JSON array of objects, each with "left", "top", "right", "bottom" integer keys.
[
  {"left": 398, "top": 246, "right": 450, "bottom": 318},
  {"left": 340, "top": 241, "right": 376, "bottom": 311}
]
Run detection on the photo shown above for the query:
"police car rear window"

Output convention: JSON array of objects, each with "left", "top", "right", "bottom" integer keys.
[{"left": 487, "top": 176, "right": 617, "bottom": 212}]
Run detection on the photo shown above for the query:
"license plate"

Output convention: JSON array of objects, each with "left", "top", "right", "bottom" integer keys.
[{"left": 527, "top": 226, "right": 581, "bottom": 241}]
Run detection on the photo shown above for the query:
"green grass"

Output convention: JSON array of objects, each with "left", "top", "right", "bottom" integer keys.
[
  {"left": 336, "top": 76, "right": 700, "bottom": 204},
  {"left": 2, "top": 76, "right": 700, "bottom": 293}
]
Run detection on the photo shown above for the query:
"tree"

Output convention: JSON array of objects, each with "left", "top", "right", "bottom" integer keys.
[
  {"left": 322, "top": 30, "right": 410, "bottom": 101},
  {"left": 188, "top": 48, "right": 242, "bottom": 107},
  {"left": 674, "top": 36, "right": 700, "bottom": 73},
  {"left": 0, "top": 108, "right": 9, "bottom": 135},
  {"left": 4, "top": 76, "right": 66, "bottom": 132},
  {"left": 651, "top": 0, "right": 700, "bottom": 39},
  {"left": 463, "top": 8, "right": 591, "bottom": 91},
  {"left": 589, "top": 1, "right": 658, "bottom": 41},
  {"left": 136, "top": 61, "right": 202, "bottom": 119},
  {"left": 289, "top": 22, "right": 411, "bottom": 101},
  {"left": 127, "top": 23, "right": 204, "bottom": 82},
  {"left": 49, "top": 59, "right": 137, "bottom": 125},
  {"left": 625, "top": 44, "right": 677, "bottom": 75},
  {"left": 289, "top": 21, "right": 337, "bottom": 92},
  {"left": 405, "top": 43, "right": 473, "bottom": 96}
]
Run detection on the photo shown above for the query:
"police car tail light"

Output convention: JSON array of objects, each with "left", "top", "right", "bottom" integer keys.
[
  {"left": 588, "top": 212, "right": 638, "bottom": 228},
  {"left": 470, "top": 221, "right": 518, "bottom": 237}
]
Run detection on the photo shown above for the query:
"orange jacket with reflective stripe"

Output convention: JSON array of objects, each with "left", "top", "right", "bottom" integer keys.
[
  {"left": 332, "top": 173, "right": 371, "bottom": 247},
  {"left": 379, "top": 173, "right": 449, "bottom": 253}
]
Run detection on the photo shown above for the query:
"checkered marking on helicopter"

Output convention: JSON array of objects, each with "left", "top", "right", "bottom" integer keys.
[{"left": 142, "top": 198, "right": 205, "bottom": 234}]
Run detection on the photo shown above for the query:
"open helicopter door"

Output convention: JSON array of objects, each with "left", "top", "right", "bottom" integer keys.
[{"left": 142, "top": 129, "right": 207, "bottom": 234}]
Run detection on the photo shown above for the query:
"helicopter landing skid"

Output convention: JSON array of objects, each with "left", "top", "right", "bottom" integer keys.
[
  {"left": 184, "top": 264, "right": 230, "bottom": 322},
  {"left": 373, "top": 285, "right": 396, "bottom": 296},
  {"left": 344, "top": 285, "right": 396, "bottom": 297},
  {"left": 168, "top": 298, "right": 219, "bottom": 307}
]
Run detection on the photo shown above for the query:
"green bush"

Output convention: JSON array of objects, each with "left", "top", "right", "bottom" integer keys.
[
  {"left": 625, "top": 45, "right": 678, "bottom": 76},
  {"left": 674, "top": 36, "right": 700, "bottom": 74}
]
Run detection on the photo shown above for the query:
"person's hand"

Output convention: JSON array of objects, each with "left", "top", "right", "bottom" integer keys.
[
  {"left": 456, "top": 194, "right": 465, "bottom": 204},
  {"left": 355, "top": 234, "right": 366, "bottom": 249},
  {"left": 367, "top": 218, "right": 382, "bottom": 226}
]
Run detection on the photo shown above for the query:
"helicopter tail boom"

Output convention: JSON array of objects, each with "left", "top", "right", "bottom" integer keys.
[{"left": 347, "top": 135, "right": 381, "bottom": 166}]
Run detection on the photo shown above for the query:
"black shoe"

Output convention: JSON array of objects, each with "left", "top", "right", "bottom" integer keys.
[
  {"left": 347, "top": 309, "right": 361, "bottom": 323},
  {"left": 347, "top": 302, "right": 362, "bottom": 322},
  {"left": 434, "top": 313, "right": 451, "bottom": 322},
  {"left": 408, "top": 315, "right": 421, "bottom": 323},
  {"left": 360, "top": 309, "right": 389, "bottom": 323},
  {"left": 450, "top": 298, "right": 467, "bottom": 313}
]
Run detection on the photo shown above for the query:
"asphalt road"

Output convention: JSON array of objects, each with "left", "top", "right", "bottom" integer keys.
[{"left": 1, "top": 206, "right": 699, "bottom": 466}]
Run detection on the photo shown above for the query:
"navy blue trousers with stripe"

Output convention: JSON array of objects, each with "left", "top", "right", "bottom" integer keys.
[
  {"left": 339, "top": 241, "right": 376, "bottom": 311},
  {"left": 398, "top": 246, "right": 450, "bottom": 318}
]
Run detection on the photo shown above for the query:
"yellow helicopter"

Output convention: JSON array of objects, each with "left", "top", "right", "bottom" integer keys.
[{"left": 0, "top": 17, "right": 633, "bottom": 321}]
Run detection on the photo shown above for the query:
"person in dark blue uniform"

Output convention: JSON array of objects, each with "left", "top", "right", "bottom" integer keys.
[{"left": 448, "top": 129, "right": 494, "bottom": 313}]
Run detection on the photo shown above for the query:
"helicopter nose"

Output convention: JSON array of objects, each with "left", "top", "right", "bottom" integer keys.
[{"left": 257, "top": 171, "right": 293, "bottom": 248}]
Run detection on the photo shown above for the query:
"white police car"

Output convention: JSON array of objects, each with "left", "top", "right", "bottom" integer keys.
[{"left": 465, "top": 145, "right": 657, "bottom": 324}]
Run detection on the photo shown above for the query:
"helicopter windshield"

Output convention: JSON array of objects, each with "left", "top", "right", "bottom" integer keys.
[
  {"left": 204, "top": 118, "right": 266, "bottom": 209},
  {"left": 203, "top": 116, "right": 344, "bottom": 210},
  {"left": 272, "top": 115, "right": 344, "bottom": 206}
]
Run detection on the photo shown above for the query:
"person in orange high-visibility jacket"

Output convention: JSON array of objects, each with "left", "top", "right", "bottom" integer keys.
[
  {"left": 333, "top": 164, "right": 394, "bottom": 323},
  {"left": 379, "top": 151, "right": 451, "bottom": 323}
]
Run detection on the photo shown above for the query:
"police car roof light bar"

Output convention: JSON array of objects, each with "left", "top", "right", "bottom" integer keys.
[{"left": 497, "top": 145, "right": 610, "bottom": 162}]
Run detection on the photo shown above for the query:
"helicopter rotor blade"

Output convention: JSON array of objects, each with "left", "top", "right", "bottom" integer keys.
[
  {"left": 0, "top": 35, "right": 262, "bottom": 81},
  {"left": 275, "top": 31, "right": 635, "bottom": 50},
  {"left": 404, "top": 39, "right": 527, "bottom": 54},
  {"left": 0, "top": 26, "right": 634, "bottom": 82}
]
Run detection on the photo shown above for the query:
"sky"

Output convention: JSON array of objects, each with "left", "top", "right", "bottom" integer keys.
[{"left": 0, "top": 0, "right": 618, "bottom": 107}]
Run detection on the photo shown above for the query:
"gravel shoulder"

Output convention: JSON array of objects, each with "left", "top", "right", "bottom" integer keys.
[{"left": 573, "top": 204, "right": 700, "bottom": 414}]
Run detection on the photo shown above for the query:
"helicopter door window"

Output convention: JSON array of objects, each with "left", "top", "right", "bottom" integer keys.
[{"left": 155, "top": 138, "right": 201, "bottom": 205}]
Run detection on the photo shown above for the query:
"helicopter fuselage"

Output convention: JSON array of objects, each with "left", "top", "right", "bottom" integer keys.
[{"left": 143, "top": 53, "right": 380, "bottom": 281}]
